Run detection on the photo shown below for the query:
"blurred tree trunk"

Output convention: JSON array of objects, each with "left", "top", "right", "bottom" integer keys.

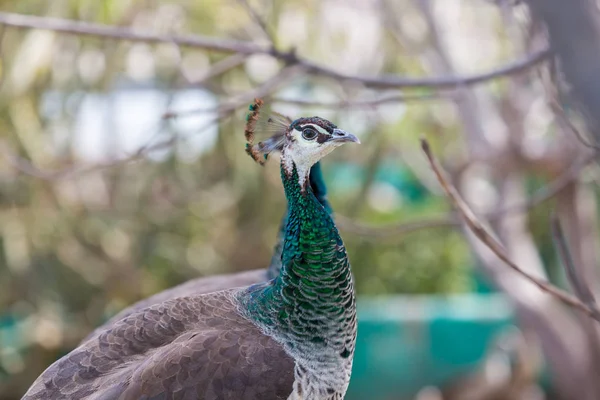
[
  {"left": 525, "top": 0, "right": 600, "bottom": 147},
  {"left": 522, "top": 1, "right": 600, "bottom": 396}
]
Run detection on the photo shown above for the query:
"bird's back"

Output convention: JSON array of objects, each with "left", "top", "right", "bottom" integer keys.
[
  {"left": 82, "top": 269, "right": 267, "bottom": 343},
  {"left": 25, "top": 288, "right": 295, "bottom": 400}
]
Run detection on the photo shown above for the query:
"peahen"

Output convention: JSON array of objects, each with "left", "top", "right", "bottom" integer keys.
[
  {"left": 81, "top": 161, "right": 332, "bottom": 343},
  {"left": 23, "top": 100, "right": 360, "bottom": 400}
]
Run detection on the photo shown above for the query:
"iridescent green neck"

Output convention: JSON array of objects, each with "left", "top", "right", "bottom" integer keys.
[
  {"left": 240, "top": 160, "right": 356, "bottom": 364},
  {"left": 266, "top": 161, "right": 332, "bottom": 279}
]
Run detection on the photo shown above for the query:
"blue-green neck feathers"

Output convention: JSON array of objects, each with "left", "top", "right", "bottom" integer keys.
[
  {"left": 240, "top": 160, "right": 356, "bottom": 364},
  {"left": 266, "top": 161, "right": 332, "bottom": 279}
]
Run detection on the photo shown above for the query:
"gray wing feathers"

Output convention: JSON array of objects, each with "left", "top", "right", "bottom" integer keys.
[
  {"left": 24, "top": 290, "right": 294, "bottom": 400},
  {"left": 83, "top": 269, "right": 267, "bottom": 343}
]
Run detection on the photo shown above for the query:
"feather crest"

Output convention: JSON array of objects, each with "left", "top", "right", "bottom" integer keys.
[{"left": 244, "top": 99, "right": 291, "bottom": 165}]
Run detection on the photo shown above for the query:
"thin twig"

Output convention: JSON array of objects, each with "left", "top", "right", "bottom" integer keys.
[
  {"left": 542, "top": 58, "right": 600, "bottom": 151},
  {"left": 273, "top": 91, "right": 453, "bottom": 107},
  {"left": 0, "top": 12, "right": 265, "bottom": 54},
  {"left": 163, "top": 65, "right": 302, "bottom": 119},
  {"left": 551, "top": 213, "right": 600, "bottom": 317},
  {"left": 552, "top": 200, "right": 600, "bottom": 397},
  {"left": 486, "top": 151, "right": 597, "bottom": 216},
  {"left": 4, "top": 66, "right": 297, "bottom": 180},
  {"left": 0, "top": 24, "right": 8, "bottom": 90},
  {"left": 335, "top": 214, "right": 457, "bottom": 239},
  {"left": 419, "top": 0, "right": 492, "bottom": 155},
  {"left": 236, "top": 0, "right": 275, "bottom": 44},
  {"left": 1, "top": 114, "right": 227, "bottom": 180},
  {"left": 1, "top": 137, "right": 173, "bottom": 180},
  {"left": 420, "top": 137, "right": 600, "bottom": 323},
  {"left": 188, "top": 53, "right": 249, "bottom": 85},
  {"left": 338, "top": 151, "right": 595, "bottom": 238},
  {"left": 163, "top": 91, "right": 452, "bottom": 119},
  {"left": 555, "top": 105, "right": 600, "bottom": 151},
  {"left": 299, "top": 47, "right": 550, "bottom": 90},
  {"left": 0, "top": 12, "right": 551, "bottom": 90}
]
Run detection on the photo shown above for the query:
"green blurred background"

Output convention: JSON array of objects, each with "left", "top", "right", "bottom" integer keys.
[{"left": 0, "top": 0, "right": 594, "bottom": 399}]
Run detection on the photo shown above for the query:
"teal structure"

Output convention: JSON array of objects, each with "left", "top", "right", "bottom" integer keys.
[{"left": 347, "top": 294, "right": 515, "bottom": 399}]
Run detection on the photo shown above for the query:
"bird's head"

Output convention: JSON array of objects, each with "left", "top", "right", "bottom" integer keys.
[
  {"left": 282, "top": 117, "right": 360, "bottom": 171},
  {"left": 245, "top": 99, "right": 360, "bottom": 186}
]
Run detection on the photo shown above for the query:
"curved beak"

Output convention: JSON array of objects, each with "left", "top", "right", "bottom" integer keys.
[{"left": 330, "top": 129, "right": 361, "bottom": 144}]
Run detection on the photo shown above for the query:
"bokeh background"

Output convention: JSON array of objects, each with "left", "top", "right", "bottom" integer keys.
[{"left": 0, "top": 0, "right": 599, "bottom": 399}]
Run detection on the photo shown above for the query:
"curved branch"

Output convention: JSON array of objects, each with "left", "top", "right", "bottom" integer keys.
[
  {"left": 552, "top": 214, "right": 599, "bottom": 311},
  {"left": 0, "top": 12, "right": 551, "bottom": 90},
  {"left": 163, "top": 91, "right": 452, "bottom": 119},
  {"left": 0, "top": 12, "right": 265, "bottom": 54},
  {"left": 336, "top": 215, "right": 457, "bottom": 239},
  {"left": 272, "top": 91, "right": 453, "bottom": 108},
  {"left": 297, "top": 45, "right": 550, "bottom": 90},
  {"left": 421, "top": 137, "right": 600, "bottom": 323},
  {"left": 337, "top": 151, "right": 596, "bottom": 239}
]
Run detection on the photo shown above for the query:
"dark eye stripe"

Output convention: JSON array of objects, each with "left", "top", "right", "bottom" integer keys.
[
  {"left": 316, "top": 133, "right": 331, "bottom": 144},
  {"left": 299, "top": 124, "right": 332, "bottom": 143}
]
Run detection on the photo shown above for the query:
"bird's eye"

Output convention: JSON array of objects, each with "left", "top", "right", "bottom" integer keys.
[{"left": 302, "top": 128, "right": 318, "bottom": 141}]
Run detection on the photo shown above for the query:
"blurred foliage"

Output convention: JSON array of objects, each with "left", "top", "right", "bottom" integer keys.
[{"left": 0, "top": 0, "right": 573, "bottom": 398}]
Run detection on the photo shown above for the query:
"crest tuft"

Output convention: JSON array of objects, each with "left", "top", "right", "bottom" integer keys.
[{"left": 244, "top": 98, "right": 291, "bottom": 165}]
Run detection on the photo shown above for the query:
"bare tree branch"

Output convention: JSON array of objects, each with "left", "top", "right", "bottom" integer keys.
[
  {"left": 188, "top": 53, "right": 249, "bottom": 86},
  {"left": 552, "top": 196, "right": 600, "bottom": 399},
  {"left": 418, "top": 0, "right": 492, "bottom": 155},
  {"left": 0, "top": 12, "right": 266, "bottom": 54},
  {"left": 539, "top": 58, "right": 600, "bottom": 152},
  {"left": 525, "top": 0, "right": 600, "bottom": 146},
  {"left": 494, "top": 152, "right": 596, "bottom": 214},
  {"left": 298, "top": 45, "right": 550, "bottom": 91},
  {"left": 163, "top": 91, "right": 453, "bottom": 119},
  {"left": 236, "top": 0, "right": 275, "bottom": 44},
  {"left": 337, "top": 150, "right": 595, "bottom": 238},
  {"left": 551, "top": 213, "right": 600, "bottom": 318},
  {"left": 272, "top": 91, "right": 453, "bottom": 108},
  {"left": 0, "top": 115, "right": 225, "bottom": 180},
  {"left": 0, "top": 11, "right": 551, "bottom": 90},
  {"left": 0, "top": 24, "right": 8, "bottom": 90},
  {"left": 6, "top": 136, "right": 589, "bottom": 237},
  {"left": 335, "top": 215, "right": 457, "bottom": 239},
  {"left": 421, "top": 137, "right": 600, "bottom": 323},
  {"left": 3, "top": 66, "right": 300, "bottom": 180},
  {"left": 163, "top": 65, "right": 302, "bottom": 119}
]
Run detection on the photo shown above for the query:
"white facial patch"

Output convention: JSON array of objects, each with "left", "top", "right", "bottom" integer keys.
[{"left": 282, "top": 124, "right": 344, "bottom": 189}]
